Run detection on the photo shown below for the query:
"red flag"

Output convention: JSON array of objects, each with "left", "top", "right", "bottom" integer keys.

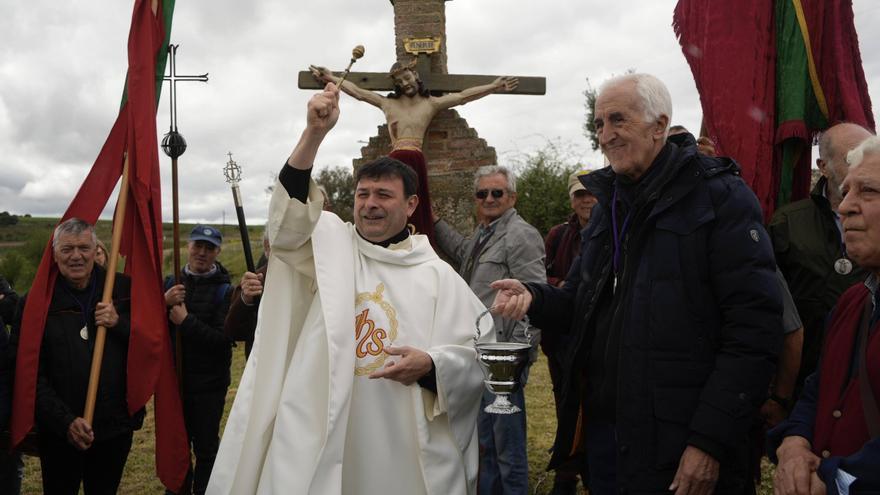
[
  {"left": 11, "top": 0, "right": 189, "bottom": 491},
  {"left": 673, "top": 0, "right": 875, "bottom": 219},
  {"left": 673, "top": 0, "right": 778, "bottom": 218}
]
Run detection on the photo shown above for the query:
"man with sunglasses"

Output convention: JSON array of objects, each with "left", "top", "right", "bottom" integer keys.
[{"left": 434, "top": 166, "right": 546, "bottom": 494}]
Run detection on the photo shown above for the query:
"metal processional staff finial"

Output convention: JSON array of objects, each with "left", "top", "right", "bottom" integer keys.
[{"left": 223, "top": 152, "right": 256, "bottom": 273}]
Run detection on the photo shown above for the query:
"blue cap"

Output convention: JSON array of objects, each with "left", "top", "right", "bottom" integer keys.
[{"left": 189, "top": 225, "right": 222, "bottom": 247}]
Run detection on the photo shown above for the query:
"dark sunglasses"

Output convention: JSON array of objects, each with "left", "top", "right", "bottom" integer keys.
[{"left": 475, "top": 189, "right": 506, "bottom": 200}]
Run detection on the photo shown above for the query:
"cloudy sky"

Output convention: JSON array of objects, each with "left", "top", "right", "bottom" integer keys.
[{"left": 1, "top": 0, "right": 878, "bottom": 224}]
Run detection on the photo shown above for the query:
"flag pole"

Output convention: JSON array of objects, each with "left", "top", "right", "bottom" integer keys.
[
  {"left": 171, "top": 153, "right": 183, "bottom": 388},
  {"left": 84, "top": 153, "right": 130, "bottom": 424}
]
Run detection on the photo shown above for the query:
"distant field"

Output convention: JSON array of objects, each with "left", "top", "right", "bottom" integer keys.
[{"left": 0, "top": 216, "right": 264, "bottom": 292}]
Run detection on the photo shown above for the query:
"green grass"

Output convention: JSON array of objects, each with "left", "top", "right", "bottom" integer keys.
[{"left": 18, "top": 353, "right": 776, "bottom": 494}]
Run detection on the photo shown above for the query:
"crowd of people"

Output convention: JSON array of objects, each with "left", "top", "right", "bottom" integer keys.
[{"left": 0, "top": 70, "right": 877, "bottom": 495}]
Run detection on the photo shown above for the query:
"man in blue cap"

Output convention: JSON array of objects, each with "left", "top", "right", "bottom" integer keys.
[{"left": 164, "top": 224, "right": 233, "bottom": 495}]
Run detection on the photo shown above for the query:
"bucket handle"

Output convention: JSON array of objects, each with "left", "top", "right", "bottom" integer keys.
[{"left": 474, "top": 307, "right": 531, "bottom": 346}]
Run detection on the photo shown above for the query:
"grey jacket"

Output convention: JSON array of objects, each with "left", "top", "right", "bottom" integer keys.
[{"left": 435, "top": 208, "right": 546, "bottom": 347}]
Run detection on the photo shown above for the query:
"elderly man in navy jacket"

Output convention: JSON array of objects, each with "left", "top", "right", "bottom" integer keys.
[{"left": 491, "top": 73, "right": 782, "bottom": 495}]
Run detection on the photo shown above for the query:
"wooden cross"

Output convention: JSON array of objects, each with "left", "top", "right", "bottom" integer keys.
[
  {"left": 297, "top": 0, "right": 544, "bottom": 95},
  {"left": 297, "top": 53, "right": 545, "bottom": 95},
  {"left": 162, "top": 44, "right": 209, "bottom": 132}
]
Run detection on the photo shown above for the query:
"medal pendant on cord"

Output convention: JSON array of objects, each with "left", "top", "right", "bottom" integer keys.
[
  {"left": 80, "top": 325, "right": 88, "bottom": 341},
  {"left": 834, "top": 258, "right": 853, "bottom": 275}
]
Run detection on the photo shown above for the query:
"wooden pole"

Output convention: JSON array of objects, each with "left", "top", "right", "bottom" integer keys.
[
  {"left": 84, "top": 154, "right": 130, "bottom": 424},
  {"left": 171, "top": 156, "right": 184, "bottom": 390}
]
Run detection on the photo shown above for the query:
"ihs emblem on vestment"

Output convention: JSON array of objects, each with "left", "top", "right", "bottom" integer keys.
[{"left": 353, "top": 283, "right": 398, "bottom": 376}]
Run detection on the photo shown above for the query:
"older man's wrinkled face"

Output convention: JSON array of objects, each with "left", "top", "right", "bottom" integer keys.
[
  {"left": 839, "top": 152, "right": 880, "bottom": 271},
  {"left": 819, "top": 125, "right": 873, "bottom": 206},
  {"left": 594, "top": 82, "right": 668, "bottom": 181},
  {"left": 475, "top": 173, "right": 516, "bottom": 224},
  {"left": 54, "top": 231, "right": 96, "bottom": 289}
]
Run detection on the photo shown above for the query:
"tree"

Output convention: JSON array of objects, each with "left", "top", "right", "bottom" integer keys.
[
  {"left": 0, "top": 211, "right": 19, "bottom": 226},
  {"left": 263, "top": 167, "right": 355, "bottom": 223},
  {"left": 583, "top": 78, "right": 600, "bottom": 151},
  {"left": 315, "top": 166, "right": 355, "bottom": 223},
  {"left": 509, "top": 140, "right": 582, "bottom": 236}
]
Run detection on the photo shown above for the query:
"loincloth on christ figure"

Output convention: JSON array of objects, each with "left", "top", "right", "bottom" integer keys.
[{"left": 388, "top": 144, "right": 435, "bottom": 245}]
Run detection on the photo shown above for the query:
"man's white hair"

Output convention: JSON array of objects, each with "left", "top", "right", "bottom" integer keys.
[
  {"left": 845, "top": 135, "right": 880, "bottom": 169},
  {"left": 474, "top": 165, "right": 517, "bottom": 193},
  {"left": 598, "top": 73, "right": 673, "bottom": 138}
]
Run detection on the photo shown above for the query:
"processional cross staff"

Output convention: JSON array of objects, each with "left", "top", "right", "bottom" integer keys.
[
  {"left": 159, "top": 43, "right": 208, "bottom": 392},
  {"left": 160, "top": 43, "right": 209, "bottom": 283}
]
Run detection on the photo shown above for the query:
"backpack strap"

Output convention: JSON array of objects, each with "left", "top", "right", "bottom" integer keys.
[{"left": 214, "top": 283, "right": 232, "bottom": 306}]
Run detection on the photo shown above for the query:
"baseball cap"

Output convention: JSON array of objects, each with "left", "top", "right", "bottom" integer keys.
[
  {"left": 568, "top": 169, "right": 592, "bottom": 198},
  {"left": 189, "top": 225, "right": 222, "bottom": 247}
]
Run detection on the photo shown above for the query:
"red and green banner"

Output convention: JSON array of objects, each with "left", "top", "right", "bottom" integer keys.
[
  {"left": 674, "top": 0, "right": 875, "bottom": 219},
  {"left": 11, "top": 0, "right": 189, "bottom": 491}
]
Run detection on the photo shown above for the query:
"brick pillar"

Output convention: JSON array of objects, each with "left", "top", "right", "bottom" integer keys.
[
  {"left": 392, "top": 0, "right": 447, "bottom": 74},
  {"left": 360, "top": 0, "right": 490, "bottom": 234}
]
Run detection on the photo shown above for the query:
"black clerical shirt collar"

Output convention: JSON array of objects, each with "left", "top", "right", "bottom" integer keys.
[{"left": 357, "top": 225, "right": 411, "bottom": 248}]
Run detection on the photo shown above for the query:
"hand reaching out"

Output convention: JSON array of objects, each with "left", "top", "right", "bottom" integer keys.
[{"left": 488, "top": 279, "right": 532, "bottom": 320}]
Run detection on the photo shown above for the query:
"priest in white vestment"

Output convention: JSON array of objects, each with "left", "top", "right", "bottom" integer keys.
[{"left": 207, "top": 83, "right": 493, "bottom": 495}]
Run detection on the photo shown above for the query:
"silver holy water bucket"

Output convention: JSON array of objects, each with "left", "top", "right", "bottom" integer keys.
[{"left": 474, "top": 308, "right": 532, "bottom": 414}]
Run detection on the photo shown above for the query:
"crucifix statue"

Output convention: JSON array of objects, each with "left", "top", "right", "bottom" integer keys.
[{"left": 297, "top": 0, "right": 545, "bottom": 241}]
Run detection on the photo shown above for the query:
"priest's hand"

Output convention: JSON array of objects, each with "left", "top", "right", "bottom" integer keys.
[
  {"left": 169, "top": 303, "right": 189, "bottom": 325},
  {"left": 306, "top": 83, "right": 340, "bottom": 135},
  {"left": 94, "top": 301, "right": 119, "bottom": 328},
  {"left": 774, "top": 436, "right": 821, "bottom": 495},
  {"left": 369, "top": 346, "right": 432, "bottom": 386},
  {"left": 165, "top": 284, "right": 185, "bottom": 306},
  {"left": 489, "top": 279, "right": 532, "bottom": 321},
  {"left": 67, "top": 417, "right": 94, "bottom": 451}
]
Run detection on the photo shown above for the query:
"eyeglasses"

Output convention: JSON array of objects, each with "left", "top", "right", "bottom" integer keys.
[{"left": 475, "top": 189, "right": 506, "bottom": 200}]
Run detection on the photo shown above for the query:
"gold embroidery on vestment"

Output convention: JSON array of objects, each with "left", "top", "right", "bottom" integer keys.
[{"left": 353, "top": 283, "right": 399, "bottom": 375}]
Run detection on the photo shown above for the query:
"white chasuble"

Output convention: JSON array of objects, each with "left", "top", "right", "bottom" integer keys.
[{"left": 208, "top": 179, "right": 493, "bottom": 495}]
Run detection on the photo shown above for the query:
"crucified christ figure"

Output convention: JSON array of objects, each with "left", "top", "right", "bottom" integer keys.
[{"left": 310, "top": 61, "right": 518, "bottom": 242}]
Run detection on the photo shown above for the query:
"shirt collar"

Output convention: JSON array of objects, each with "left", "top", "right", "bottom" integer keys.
[
  {"left": 184, "top": 264, "right": 218, "bottom": 278},
  {"left": 866, "top": 273, "right": 879, "bottom": 299}
]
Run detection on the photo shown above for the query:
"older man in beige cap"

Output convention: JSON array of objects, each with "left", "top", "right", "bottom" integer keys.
[{"left": 540, "top": 169, "right": 597, "bottom": 494}]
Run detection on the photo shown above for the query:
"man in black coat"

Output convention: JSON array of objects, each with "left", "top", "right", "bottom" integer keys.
[
  {"left": 13, "top": 218, "right": 142, "bottom": 494},
  {"left": 491, "top": 74, "right": 782, "bottom": 495},
  {"left": 164, "top": 225, "right": 232, "bottom": 495},
  {"left": 0, "top": 275, "right": 23, "bottom": 495}
]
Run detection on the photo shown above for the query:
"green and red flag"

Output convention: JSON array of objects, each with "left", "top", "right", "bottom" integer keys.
[
  {"left": 674, "top": 0, "right": 874, "bottom": 219},
  {"left": 11, "top": 0, "right": 189, "bottom": 491}
]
